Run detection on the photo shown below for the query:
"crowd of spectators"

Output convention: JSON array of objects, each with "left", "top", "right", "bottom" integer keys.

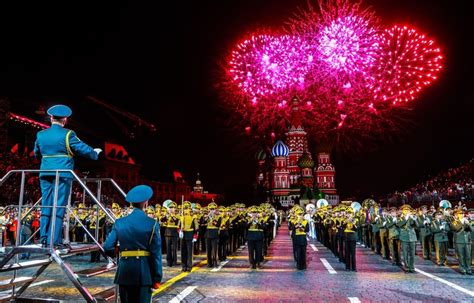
[
  {"left": 384, "top": 159, "right": 473, "bottom": 207},
  {"left": 0, "top": 153, "right": 40, "bottom": 206}
]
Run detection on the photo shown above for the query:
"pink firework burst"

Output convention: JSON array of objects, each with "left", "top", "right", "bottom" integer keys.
[
  {"left": 227, "top": 34, "right": 314, "bottom": 101},
  {"left": 317, "top": 16, "right": 379, "bottom": 75},
  {"left": 290, "top": 0, "right": 380, "bottom": 78},
  {"left": 220, "top": 0, "right": 445, "bottom": 153},
  {"left": 369, "top": 25, "right": 444, "bottom": 103}
]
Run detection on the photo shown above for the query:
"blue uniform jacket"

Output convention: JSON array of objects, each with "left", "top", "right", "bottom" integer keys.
[
  {"left": 103, "top": 208, "right": 163, "bottom": 286},
  {"left": 34, "top": 124, "right": 98, "bottom": 178}
]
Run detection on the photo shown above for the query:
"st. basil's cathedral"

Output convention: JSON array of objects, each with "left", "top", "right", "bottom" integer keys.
[{"left": 255, "top": 97, "right": 339, "bottom": 208}]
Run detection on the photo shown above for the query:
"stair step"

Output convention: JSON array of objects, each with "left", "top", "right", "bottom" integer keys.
[
  {"left": 94, "top": 287, "right": 116, "bottom": 302},
  {"left": 0, "top": 276, "right": 35, "bottom": 290},
  {"left": 0, "top": 258, "right": 51, "bottom": 272},
  {"left": 75, "top": 264, "right": 116, "bottom": 278}
]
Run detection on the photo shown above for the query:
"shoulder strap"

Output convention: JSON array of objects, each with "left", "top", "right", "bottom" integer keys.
[
  {"left": 149, "top": 221, "right": 157, "bottom": 246},
  {"left": 65, "top": 130, "right": 74, "bottom": 157}
]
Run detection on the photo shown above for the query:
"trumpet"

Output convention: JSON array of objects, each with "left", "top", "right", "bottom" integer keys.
[{"left": 295, "top": 219, "right": 304, "bottom": 231}]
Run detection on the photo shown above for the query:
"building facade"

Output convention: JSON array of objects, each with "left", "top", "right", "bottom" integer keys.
[{"left": 256, "top": 97, "right": 339, "bottom": 208}]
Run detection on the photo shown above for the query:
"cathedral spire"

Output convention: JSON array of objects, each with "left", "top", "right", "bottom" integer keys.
[{"left": 290, "top": 96, "right": 303, "bottom": 130}]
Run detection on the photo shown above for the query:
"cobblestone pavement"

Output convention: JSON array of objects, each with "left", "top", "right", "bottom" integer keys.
[
  {"left": 154, "top": 225, "right": 474, "bottom": 303},
  {"left": 1, "top": 226, "right": 473, "bottom": 302}
]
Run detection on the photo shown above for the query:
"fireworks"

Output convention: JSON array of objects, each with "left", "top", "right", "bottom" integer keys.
[
  {"left": 220, "top": 0, "right": 444, "bottom": 152},
  {"left": 369, "top": 25, "right": 444, "bottom": 104},
  {"left": 228, "top": 34, "right": 314, "bottom": 101},
  {"left": 317, "top": 16, "right": 378, "bottom": 74}
]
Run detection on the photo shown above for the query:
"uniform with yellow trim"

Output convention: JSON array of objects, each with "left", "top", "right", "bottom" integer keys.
[
  {"left": 291, "top": 207, "right": 309, "bottom": 270},
  {"left": 247, "top": 206, "right": 264, "bottom": 269},
  {"left": 205, "top": 202, "right": 221, "bottom": 268},
  {"left": 104, "top": 185, "right": 162, "bottom": 303},
  {"left": 161, "top": 201, "right": 180, "bottom": 267},
  {"left": 34, "top": 104, "right": 99, "bottom": 246},
  {"left": 344, "top": 209, "right": 358, "bottom": 271},
  {"left": 179, "top": 201, "right": 198, "bottom": 272},
  {"left": 218, "top": 206, "right": 230, "bottom": 262}
]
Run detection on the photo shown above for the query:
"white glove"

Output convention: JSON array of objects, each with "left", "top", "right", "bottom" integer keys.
[
  {"left": 440, "top": 225, "right": 444, "bottom": 230},
  {"left": 393, "top": 218, "right": 397, "bottom": 223},
  {"left": 423, "top": 220, "right": 429, "bottom": 225},
  {"left": 94, "top": 148, "right": 103, "bottom": 155},
  {"left": 461, "top": 218, "right": 468, "bottom": 224},
  {"left": 192, "top": 238, "right": 197, "bottom": 243},
  {"left": 383, "top": 221, "right": 386, "bottom": 226},
  {"left": 179, "top": 231, "right": 184, "bottom": 239},
  {"left": 405, "top": 215, "right": 409, "bottom": 221}
]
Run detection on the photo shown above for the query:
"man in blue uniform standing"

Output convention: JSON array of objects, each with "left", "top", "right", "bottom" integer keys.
[
  {"left": 34, "top": 104, "right": 101, "bottom": 247},
  {"left": 103, "top": 185, "right": 162, "bottom": 303}
]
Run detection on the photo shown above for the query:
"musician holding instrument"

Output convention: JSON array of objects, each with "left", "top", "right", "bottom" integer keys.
[
  {"left": 247, "top": 206, "right": 264, "bottom": 270},
  {"left": 469, "top": 209, "right": 474, "bottom": 267},
  {"left": 161, "top": 201, "right": 180, "bottom": 267},
  {"left": 344, "top": 208, "right": 358, "bottom": 271},
  {"left": 179, "top": 201, "right": 199, "bottom": 272},
  {"left": 451, "top": 208, "right": 472, "bottom": 275},
  {"left": 378, "top": 208, "right": 390, "bottom": 260},
  {"left": 386, "top": 207, "right": 401, "bottom": 266},
  {"left": 292, "top": 207, "right": 309, "bottom": 270},
  {"left": 397, "top": 205, "right": 418, "bottom": 273},
  {"left": 205, "top": 202, "right": 221, "bottom": 268},
  {"left": 431, "top": 210, "right": 449, "bottom": 266},
  {"left": 416, "top": 205, "right": 433, "bottom": 261}
]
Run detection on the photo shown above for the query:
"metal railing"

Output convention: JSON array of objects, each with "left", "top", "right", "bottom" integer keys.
[
  {"left": 0, "top": 169, "right": 128, "bottom": 302},
  {"left": 0, "top": 169, "right": 126, "bottom": 248}
]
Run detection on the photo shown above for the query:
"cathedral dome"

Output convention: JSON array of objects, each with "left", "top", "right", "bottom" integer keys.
[
  {"left": 271, "top": 140, "right": 289, "bottom": 157},
  {"left": 298, "top": 152, "right": 315, "bottom": 168}
]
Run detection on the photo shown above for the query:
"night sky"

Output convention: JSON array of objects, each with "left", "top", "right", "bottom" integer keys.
[{"left": 0, "top": 1, "right": 472, "bottom": 201}]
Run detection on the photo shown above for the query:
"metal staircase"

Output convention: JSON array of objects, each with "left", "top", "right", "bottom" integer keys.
[{"left": 0, "top": 170, "right": 126, "bottom": 302}]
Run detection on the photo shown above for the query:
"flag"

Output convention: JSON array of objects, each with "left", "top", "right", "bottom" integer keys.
[
  {"left": 10, "top": 143, "right": 18, "bottom": 154},
  {"left": 173, "top": 171, "right": 184, "bottom": 183}
]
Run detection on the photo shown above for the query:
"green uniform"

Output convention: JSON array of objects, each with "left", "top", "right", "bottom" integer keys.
[
  {"left": 397, "top": 216, "right": 418, "bottom": 272},
  {"left": 470, "top": 219, "right": 474, "bottom": 266},
  {"left": 377, "top": 216, "right": 389, "bottom": 259},
  {"left": 387, "top": 216, "right": 401, "bottom": 265},
  {"left": 431, "top": 219, "right": 449, "bottom": 266},
  {"left": 417, "top": 214, "right": 433, "bottom": 260},
  {"left": 451, "top": 219, "right": 472, "bottom": 274},
  {"left": 371, "top": 215, "right": 381, "bottom": 254}
]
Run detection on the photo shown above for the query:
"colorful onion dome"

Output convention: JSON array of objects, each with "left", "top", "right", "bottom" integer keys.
[
  {"left": 271, "top": 140, "right": 289, "bottom": 157},
  {"left": 297, "top": 152, "right": 315, "bottom": 168}
]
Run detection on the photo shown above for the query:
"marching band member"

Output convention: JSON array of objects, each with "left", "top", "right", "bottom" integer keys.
[
  {"left": 205, "top": 202, "right": 221, "bottom": 268},
  {"left": 451, "top": 208, "right": 472, "bottom": 275},
  {"left": 161, "top": 201, "right": 179, "bottom": 267},
  {"left": 193, "top": 203, "right": 203, "bottom": 254},
  {"left": 292, "top": 207, "right": 309, "bottom": 270},
  {"left": 431, "top": 210, "right": 449, "bottom": 266},
  {"left": 247, "top": 206, "right": 264, "bottom": 270},
  {"left": 179, "top": 201, "right": 199, "bottom": 272},
  {"left": 417, "top": 205, "right": 433, "bottom": 261},
  {"left": 218, "top": 207, "right": 230, "bottom": 262},
  {"left": 344, "top": 208, "right": 358, "bottom": 271},
  {"left": 397, "top": 205, "right": 418, "bottom": 273},
  {"left": 378, "top": 208, "right": 390, "bottom": 260}
]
